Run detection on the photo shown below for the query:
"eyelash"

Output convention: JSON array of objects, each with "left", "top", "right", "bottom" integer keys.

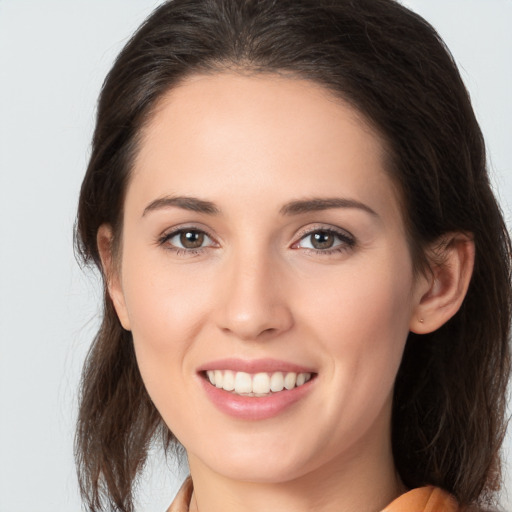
[
  {"left": 293, "top": 227, "right": 356, "bottom": 255},
  {"left": 157, "top": 226, "right": 356, "bottom": 257},
  {"left": 157, "top": 227, "right": 216, "bottom": 257}
]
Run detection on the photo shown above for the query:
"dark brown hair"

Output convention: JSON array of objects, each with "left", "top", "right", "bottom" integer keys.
[{"left": 75, "top": 0, "right": 512, "bottom": 510}]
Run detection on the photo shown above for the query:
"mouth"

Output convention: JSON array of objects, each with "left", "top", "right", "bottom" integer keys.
[
  {"left": 198, "top": 360, "right": 317, "bottom": 419},
  {"left": 203, "top": 370, "right": 315, "bottom": 397}
]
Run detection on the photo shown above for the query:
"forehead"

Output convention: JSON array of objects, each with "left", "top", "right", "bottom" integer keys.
[{"left": 129, "top": 72, "right": 401, "bottom": 222}]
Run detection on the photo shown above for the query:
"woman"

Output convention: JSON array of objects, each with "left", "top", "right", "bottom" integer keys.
[{"left": 74, "top": 0, "right": 511, "bottom": 511}]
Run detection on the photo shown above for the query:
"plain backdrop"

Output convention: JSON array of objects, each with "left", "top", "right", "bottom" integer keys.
[{"left": 0, "top": 1, "right": 511, "bottom": 511}]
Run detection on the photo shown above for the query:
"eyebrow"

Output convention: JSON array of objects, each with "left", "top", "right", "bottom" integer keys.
[
  {"left": 142, "top": 196, "right": 220, "bottom": 216},
  {"left": 279, "top": 197, "right": 378, "bottom": 217},
  {"left": 142, "top": 195, "right": 378, "bottom": 218}
]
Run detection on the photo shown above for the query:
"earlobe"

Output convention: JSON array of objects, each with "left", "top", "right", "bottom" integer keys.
[
  {"left": 410, "top": 233, "right": 475, "bottom": 334},
  {"left": 97, "top": 224, "right": 131, "bottom": 331}
]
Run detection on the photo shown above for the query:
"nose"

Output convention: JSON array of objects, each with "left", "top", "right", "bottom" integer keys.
[{"left": 213, "top": 248, "right": 294, "bottom": 341}]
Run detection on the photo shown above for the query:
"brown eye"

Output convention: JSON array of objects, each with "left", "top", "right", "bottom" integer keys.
[
  {"left": 310, "top": 231, "right": 335, "bottom": 249},
  {"left": 180, "top": 230, "right": 205, "bottom": 249},
  {"left": 295, "top": 228, "right": 355, "bottom": 253},
  {"left": 161, "top": 228, "right": 215, "bottom": 252}
]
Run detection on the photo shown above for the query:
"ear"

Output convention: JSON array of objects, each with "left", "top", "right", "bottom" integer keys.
[
  {"left": 97, "top": 224, "right": 131, "bottom": 331},
  {"left": 410, "top": 233, "right": 475, "bottom": 334}
]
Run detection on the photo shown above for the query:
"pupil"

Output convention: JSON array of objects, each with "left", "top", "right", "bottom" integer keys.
[
  {"left": 180, "top": 231, "right": 204, "bottom": 249},
  {"left": 312, "top": 232, "right": 334, "bottom": 249}
]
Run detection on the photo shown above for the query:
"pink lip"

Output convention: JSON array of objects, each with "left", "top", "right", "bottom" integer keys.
[
  {"left": 197, "top": 358, "right": 316, "bottom": 421},
  {"left": 200, "top": 378, "right": 314, "bottom": 420},
  {"left": 197, "top": 358, "right": 315, "bottom": 374}
]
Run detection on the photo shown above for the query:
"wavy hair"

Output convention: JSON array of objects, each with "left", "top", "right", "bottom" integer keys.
[{"left": 75, "top": 0, "right": 511, "bottom": 510}]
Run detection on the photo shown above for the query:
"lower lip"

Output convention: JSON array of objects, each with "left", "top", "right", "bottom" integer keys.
[{"left": 200, "top": 375, "right": 315, "bottom": 420}]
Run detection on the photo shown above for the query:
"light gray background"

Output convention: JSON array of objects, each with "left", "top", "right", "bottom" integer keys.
[{"left": 0, "top": 1, "right": 511, "bottom": 511}]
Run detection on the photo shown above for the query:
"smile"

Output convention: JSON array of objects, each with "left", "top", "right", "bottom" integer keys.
[
  {"left": 198, "top": 359, "right": 317, "bottom": 419},
  {"left": 205, "top": 370, "right": 313, "bottom": 396}
]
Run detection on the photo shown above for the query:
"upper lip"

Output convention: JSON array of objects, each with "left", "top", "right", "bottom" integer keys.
[{"left": 197, "top": 358, "right": 316, "bottom": 374}]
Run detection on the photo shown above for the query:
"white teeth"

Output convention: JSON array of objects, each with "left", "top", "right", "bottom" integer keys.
[
  {"left": 252, "top": 373, "right": 270, "bottom": 394},
  {"left": 234, "top": 372, "right": 252, "bottom": 394},
  {"left": 214, "top": 370, "right": 223, "bottom": 388},
  {"left": 206, "top": 370, "right": 312, "bottom": 395},
  {"left": 270, "top": 372, "right": 284, "bottom": 392},
  {"left": 222, "top": 370, "right": 235, "bottom": 391},
  {"left": 296, "top": 373, "right": 306, "bottom": 387},
  {"left": 284, "top": 372, "right": 297, "bottom": 390}
]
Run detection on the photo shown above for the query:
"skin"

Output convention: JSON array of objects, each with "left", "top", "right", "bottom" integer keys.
[{"left": 99, "top": 73, "right": 474, "bottom": 512}]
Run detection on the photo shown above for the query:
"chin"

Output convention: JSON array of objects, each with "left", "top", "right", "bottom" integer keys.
[
  {"left": 211, "top": 459, "right": 307, "bottom": 484},
  {"left": 192, "top": 439, "right": 319, "bottom": 484}
]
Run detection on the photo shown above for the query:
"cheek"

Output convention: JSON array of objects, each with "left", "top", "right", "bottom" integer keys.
[
  {"left": 118, "top": 250, "right": 214, "bottom": 402},
  {"left": 121, "top": 252, "right": 207, "bottom": 343},
  {"left": 119, "top": 259, "right": 213, "bottom": 434},
  {"left": 304, "top": 253, "right": 412, "bottom": 327},
  {"left": 289, "top": 259, "right": 414, "bottom": 453},
  {"left": 300, "top": 255, "right": 414, "bottom": 384}
]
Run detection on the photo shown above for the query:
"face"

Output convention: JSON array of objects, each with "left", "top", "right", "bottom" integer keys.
[{"left": 107, "top": 73, "right": 426, "bottom": 484}]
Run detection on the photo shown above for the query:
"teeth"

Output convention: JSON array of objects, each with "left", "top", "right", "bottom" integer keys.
[
  {"left": 252, "top": 373, "right": 270, "bottom": 394},
  {"left": 206, "top": 370, "right": 312, "bottom": 395},
  {"left": 234, "top": 372, "right": 252, "bottom": 394},
  {"left": 296, "top": 373, "right": 306, "bottom": 386},
  {"left": 222, "top": 370, "right": 235, "bottom": 391},
  {"left": 270, "top": 372, "right": 284, "bottom": 392},
  {"left": 284, "top": 372, "right": 297, "bottom": 390},
  {"left": 214, "top": 370, "right": 223, "bottom": 388}
]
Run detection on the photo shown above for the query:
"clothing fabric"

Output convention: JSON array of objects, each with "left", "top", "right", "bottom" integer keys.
[
  {"left": 381, "top": 485, "right": 459, "bottom": 511},
  {"left": 166, "top": 476, "right": 460, "bottom": 512}
]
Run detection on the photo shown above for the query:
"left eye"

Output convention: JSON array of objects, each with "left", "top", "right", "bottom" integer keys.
[
  {"left": 163, "top": 229, "right": 215, "bottom": 250},
  {"left": 296, "top": 229, "right": 354, "bottom": 250}
]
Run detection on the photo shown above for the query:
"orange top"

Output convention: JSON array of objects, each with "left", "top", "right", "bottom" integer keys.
[
  {"left": 166, "top": 477, "right": 459, "bottom": 512},
  {"left": 382, "top": 485, "right": 459, "bottom": 512}
]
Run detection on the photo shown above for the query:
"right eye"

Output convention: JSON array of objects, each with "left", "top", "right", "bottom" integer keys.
[{"left": 159, "top": 228, "right": 216, "bottom": 254}]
